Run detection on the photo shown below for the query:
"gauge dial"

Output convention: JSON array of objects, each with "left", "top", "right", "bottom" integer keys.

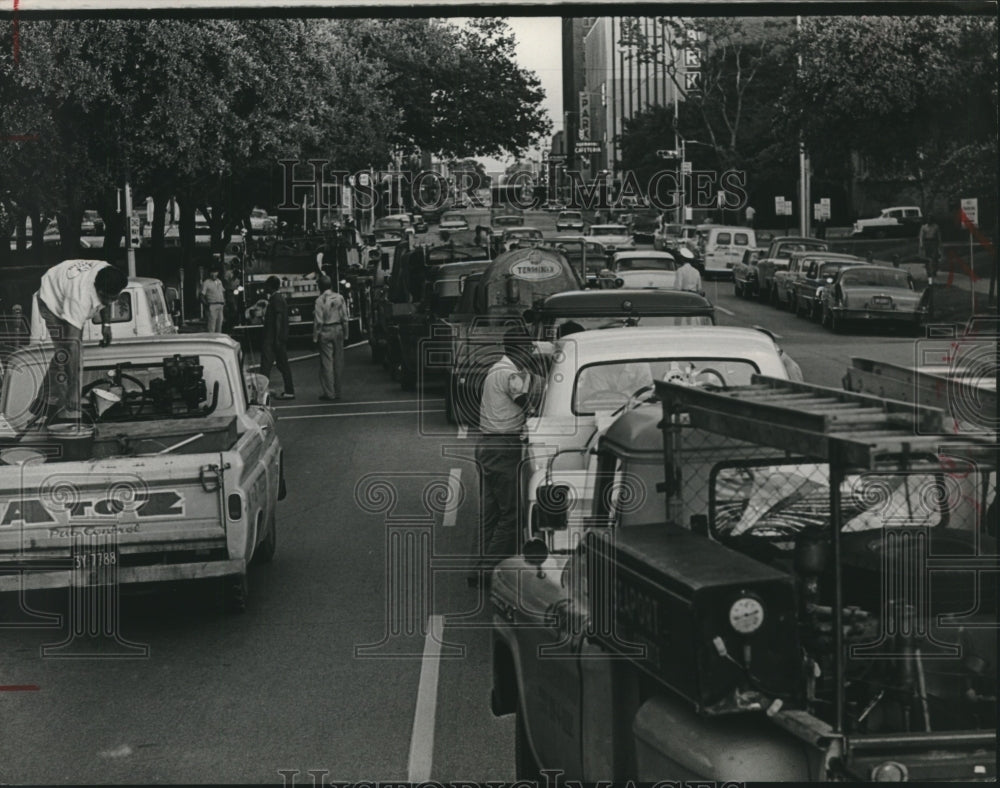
[{"left": 729, "top": 596, "right": 765, "bottom": 634}]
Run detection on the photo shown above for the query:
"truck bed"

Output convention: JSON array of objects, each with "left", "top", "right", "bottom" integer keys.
[{"left": 92, "top": 416, "right": 239, "bottom": 458}]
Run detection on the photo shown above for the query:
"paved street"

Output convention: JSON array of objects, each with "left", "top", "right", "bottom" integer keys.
[{"left": 0, "top": 211, "right": 926, "bottom": 781}]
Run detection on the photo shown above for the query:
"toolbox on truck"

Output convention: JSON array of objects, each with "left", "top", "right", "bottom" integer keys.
[{"left": 586, "top": 524, "right": 800, "bottom": 714}]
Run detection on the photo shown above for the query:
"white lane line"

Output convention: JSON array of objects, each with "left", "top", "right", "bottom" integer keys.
[
  {"left": 274, "top": 398, "right": 443, "bottom": 410},
  {"left": 714, "top": 304, "right": 735, "bottom": 316},
  {"left": 443, "top": 468, "right": 462, "bottom": 528},
  {"left": 345, "top": 340, "right": 367, "bottom": 349},
  {"left": 247, "top": 353, "right": 318, "bottom": 370},
  {"left": 407, "top": 614, "right": 444, "bottom": 782},
  {"left": 456, "top": 425, "right": 468, "bottom": 440},
  {"left": 281, "top": 409, "right": 444, "bottom": 421}
]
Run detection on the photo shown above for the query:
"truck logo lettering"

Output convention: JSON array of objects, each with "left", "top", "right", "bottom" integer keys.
[
  {"left": 510, "top": 260, "right": 560, "bottom": 281},
  {"left": 0, "top": 491, "right": 185, "bottom": 527}
]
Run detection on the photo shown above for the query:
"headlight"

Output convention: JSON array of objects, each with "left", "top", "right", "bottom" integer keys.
[{"left": 870, "top": 761, "right": 908, "bottom": 782}]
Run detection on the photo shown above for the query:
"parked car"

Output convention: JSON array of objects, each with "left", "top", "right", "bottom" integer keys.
[
  {"left": 555, "top": 210, "right": 585, "bottom": 233},
  {"left": 607, "top": 251, "right": 679, "bottom": 290},
  {"left": 627, "top": 209, "right": 660, "bottom": 244},
  {"left": 586, "top": 224, "right": 635, "bottom": 253},
  {"left": 792, "top": 257, "right": 870, "bottom": 320},
  {"left": 374, "top": 215, "right": 416, "bottom": 236},
  {"left": 249, "top": 208, "right": 276, "bottom": 233},
  {"left": 499, "top": 226, "right": 544, "bottom": 252},
  {"left": 81, "top": 210, "right": 105, "bottom": 236},
  {"left": 439, "top": 212, "right": 470, "bottom": 232},
  {"left": 411, "top": 211, "right": 428, "bottom": 233},
  {"left": 852, "top": 205, "right": 923, "bottom": 238},
  {"left": 749, "top": 236, "right": 830, "bottom": 301},
  {"left": 771, "top": 251, "right": 862, "bottom": 310},
  {"left": 653, "top": 221, "right": 684, "bottom": 251},
  {"left": 491, "top": 213, "right": 525, "bottom": 229},
  {"left": 818, "top": 264, "right": 927, "bottom": 333}
]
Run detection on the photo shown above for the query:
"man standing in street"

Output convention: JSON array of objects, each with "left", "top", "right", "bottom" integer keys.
[
  {"left": 312, "top": 275, "right": 349, "bottom": 401},
  {"left": 471, "top": 327, "right": 536, "bottom": 588},
  {"left": 28, "top": 260, "right": 128, "bottom": 426},
  {"left": 918, "top": 216, "right": 941, "bottom": 276},
  {"left": 260, "top": 275, "right": 295, "bottom": 400},
  {"left": 677, "top": 257, "right": 703, "bottom": 293},
  {"left": 201, "top": 264, "right": 226, "bottom": 333}
]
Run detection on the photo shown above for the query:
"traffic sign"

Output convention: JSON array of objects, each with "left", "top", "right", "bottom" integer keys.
[
  {"left": 681, "top": 161, "right": 692, "bottom": 174},
  {"left": 961, "top": 197, "right": 978, "bottom": 226}
]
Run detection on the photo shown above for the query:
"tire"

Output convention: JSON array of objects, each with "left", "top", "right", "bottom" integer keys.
[
  {"left": 514, "top": 699, "right": 541, "bottom": 781},
  {"left": 788, "top": 293, "right": 797, "bottom": 313},
  {"left": 875, "top": 229, "right": 888, "bottom": 239},
  {"left": 223, "top": 572, "right": 249, "bottom": 614},
  {"left": 255, "top": 510, "right": 276, "bottom": 564},
  {"left": 769, "top": 285, "right": 780, "bottom": 307}
]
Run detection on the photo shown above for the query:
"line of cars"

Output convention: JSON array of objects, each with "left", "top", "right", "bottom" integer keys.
[{"left": 732, "top": 235, "right": 928, "bottom": 333}]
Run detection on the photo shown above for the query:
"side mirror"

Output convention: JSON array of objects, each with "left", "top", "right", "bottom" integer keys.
[
  {"left": 245, "top": 372, "right": 271, "bottom": 406},
  {"left": 522, "top": 537, "right": 549, "bottom": 567},
  {"left": 535, "top": 483, "right": 570, "bottom": 531}
]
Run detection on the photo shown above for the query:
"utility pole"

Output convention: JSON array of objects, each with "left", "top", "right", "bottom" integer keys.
[
  {"left": 797, "top": 15, "right": 811, "bottom": 238},
  {"left": 123, "top": 179, "right": 136, "bottom": 277}
]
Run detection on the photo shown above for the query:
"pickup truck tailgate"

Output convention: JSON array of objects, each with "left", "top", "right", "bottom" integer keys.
[{"left": 0, "top": 454, "right": 228, "bottom": 564}]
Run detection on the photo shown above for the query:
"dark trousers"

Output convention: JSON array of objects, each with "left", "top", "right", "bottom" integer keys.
[
  {"left": 260, "top": 337, "right": 294, "bottom": 394},
  {"left": 475, "top": 434, "right": 522, "bottom": 571}
]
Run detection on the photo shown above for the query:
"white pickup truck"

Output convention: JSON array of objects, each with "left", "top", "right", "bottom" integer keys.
[
  {"left": 29, "top": 276, "right": 178, "bottom": 343},
  {"left": 0, "top": 334, "right": 284, "bottom": 612}
]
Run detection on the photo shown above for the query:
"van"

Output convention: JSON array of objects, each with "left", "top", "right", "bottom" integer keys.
[{"left": 697, "top": 225, "right": 756, "bottom": 276}]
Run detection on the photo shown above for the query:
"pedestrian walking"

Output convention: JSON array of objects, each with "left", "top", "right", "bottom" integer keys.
[
  {"left": 313, "top": 275, "right": 349, "bottom": 401},
  {"left": 201, "top": 265, "right": 226, "bottom": 333},
  {"left": 676, "top": 259, "right": 703, "bottom": 293},
  {"left": 745, "top": 205, "right": 756, "bottom": 229},
  {"left": 27, "top": 260, "right": 128, "bottom": 426},
  {"left": 918, "top": 216, "right": 941, "bottom": 274},
  {"left": 260, "top": 275, "right": 295, "bottom": 400},
  {"left": 471, "top": 327, "right": 537, "bottom": 588}
]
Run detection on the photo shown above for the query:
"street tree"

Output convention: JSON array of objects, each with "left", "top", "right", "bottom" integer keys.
[{"left": 776, "top": 15, "right": 998, "bottom": 219}]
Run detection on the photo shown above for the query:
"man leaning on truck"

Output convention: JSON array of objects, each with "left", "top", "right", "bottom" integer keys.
[{"left": 29, "top": 259, "right": 129, "bottom": 426}]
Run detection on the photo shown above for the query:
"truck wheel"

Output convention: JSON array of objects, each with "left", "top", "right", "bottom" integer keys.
[
  {"left": 255, "top": 510, "right": 277, "bottom": 564},
  {"left": 514, "top": 699, "right": 540, "bottom": 781},
  {"left": 223, "top": 572, "right": 249, "bottom": 614}
]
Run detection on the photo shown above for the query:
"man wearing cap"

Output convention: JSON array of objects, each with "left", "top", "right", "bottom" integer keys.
[
  {"left": 29, "top": 259, "right": 129, "bottom": 425},
  {"left": 313, "top": 275, "right": 349, "bottom": 401},
  {"left": 471, "top": 327, "right": 537, "bottom": 587}
]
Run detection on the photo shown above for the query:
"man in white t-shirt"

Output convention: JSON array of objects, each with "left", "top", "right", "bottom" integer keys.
[
  {"left": 676, "top": 259, "right": 703, "bottom": 293},
  {"left": 30, "top": 260, "right": 129, "bottom": 426}
]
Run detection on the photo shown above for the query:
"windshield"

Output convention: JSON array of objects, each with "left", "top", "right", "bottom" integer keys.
[
  {"left": 573, "top": 358, "right": 759, "bottom": 414},
  {"left": 840, "top": 268, "right": 913, "bottom": 289},
  {"left": 591, "top": 226, "right": 628, "bottom": 237},
  {"left": 817, "top": 261, "right": 863, "bottom": 277},
  {"left": 559, "top": 212, "right": 582, "bottom": 220},
  {"left": 507, "top": 229, "right": 542, "bottom": 239},
  {"left": 614, "top": 256, "right": 675, "bottom": 272},
  {"left": 442, "top": 213, "right": 466, "bottom": 223},
  {"left": 779, "top": 241, "right": 827, "bottom": 256}
]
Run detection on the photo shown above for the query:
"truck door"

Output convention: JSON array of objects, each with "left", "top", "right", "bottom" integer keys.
[{"left": 512, "top": 568, "right": 585, "bottom": 777}]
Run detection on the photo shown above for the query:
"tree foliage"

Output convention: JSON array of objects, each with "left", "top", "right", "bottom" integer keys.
[
  {"left": 0, "top": 17, "right": 550, "bottom": 265},
  {"left": 777, "top": 15, "right": 998, "bottom": 212}
]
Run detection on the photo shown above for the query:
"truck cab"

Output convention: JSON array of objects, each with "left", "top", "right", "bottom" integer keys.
[{"left": 492, "top": 377, "right": 997, "bottom": 781}]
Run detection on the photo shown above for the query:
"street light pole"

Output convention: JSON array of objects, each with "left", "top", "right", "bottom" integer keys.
[{"left": 797, "top": 15, "right": 811, "bottom": 237}]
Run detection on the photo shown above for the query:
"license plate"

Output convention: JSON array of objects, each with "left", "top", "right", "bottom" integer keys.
[
  {"left": 870, "top": 296, "right": 892, "bottom": 308},
  {"left": 289, "top": 315, "right": 302, "bottom": 322},
  {"left": 73, "top": 550, "right": 119, "bottom": 571}
]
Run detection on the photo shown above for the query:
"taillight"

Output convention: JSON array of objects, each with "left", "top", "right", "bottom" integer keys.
[{"left": 227, "top": 493, "right": 243, "bottom": 520}]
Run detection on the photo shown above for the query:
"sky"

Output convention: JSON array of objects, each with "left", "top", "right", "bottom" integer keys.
[{"left": 476, "top": 16, "right": 563, "bottom": 173}]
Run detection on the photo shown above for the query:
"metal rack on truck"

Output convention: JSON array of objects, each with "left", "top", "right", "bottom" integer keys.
[{"left": 492, "top": 374, "right": 997, "bottom": 782}]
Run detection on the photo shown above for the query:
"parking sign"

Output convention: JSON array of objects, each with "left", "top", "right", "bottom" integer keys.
[{"left": 961, "top": 197, "right": 978, "bottom": 226}]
